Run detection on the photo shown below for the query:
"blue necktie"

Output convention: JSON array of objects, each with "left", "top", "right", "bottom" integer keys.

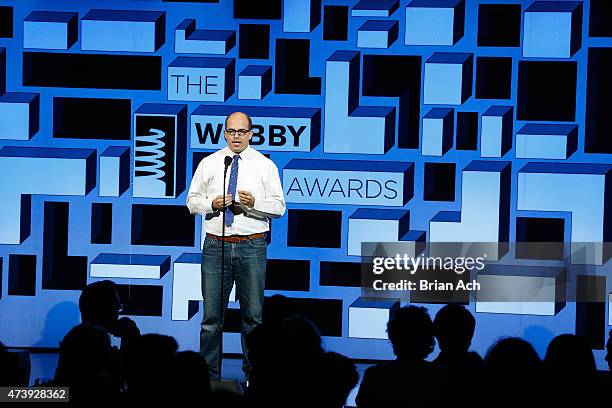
[{"left": 225, "top": 154, "right": 240, "bottom": 227}]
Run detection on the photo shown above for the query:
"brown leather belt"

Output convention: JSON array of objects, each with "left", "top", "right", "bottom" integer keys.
[{"left": 206, "top": 232, "right": 266, "bottom": 243}]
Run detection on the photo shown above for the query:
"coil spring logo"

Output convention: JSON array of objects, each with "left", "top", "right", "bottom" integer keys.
[
  {"left": 134, "top": 115, "right": 177, "bottom": 198},
  {"left": 137, "top": 128, "right": 165, "bottom": 179}
]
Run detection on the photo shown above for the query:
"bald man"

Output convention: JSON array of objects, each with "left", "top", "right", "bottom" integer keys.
[{"left": 187, "top": 112, "right": 286, "bottom": 380}]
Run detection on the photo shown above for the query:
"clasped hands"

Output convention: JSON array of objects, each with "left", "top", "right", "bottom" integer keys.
[{"left": 212, "top": 190, "right": 255, "bottom": 211}]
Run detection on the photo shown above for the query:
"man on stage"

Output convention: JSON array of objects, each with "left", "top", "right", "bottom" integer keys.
[{"left": 186, "top": 111, "right": 286, "bottom": 380}]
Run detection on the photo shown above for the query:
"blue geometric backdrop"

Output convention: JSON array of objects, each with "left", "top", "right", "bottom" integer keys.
[{"left": 0, "top": 0, "right": 610, "bottom": 369}]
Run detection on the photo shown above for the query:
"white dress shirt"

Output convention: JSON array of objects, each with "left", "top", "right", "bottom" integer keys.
[{"left": 186, "top": 146, "right": 286, "bottom": 236}]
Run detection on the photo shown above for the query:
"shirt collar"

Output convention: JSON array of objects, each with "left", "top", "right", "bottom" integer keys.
[{"left": 239, "top": 145, "right": 253, "bottom": 158}]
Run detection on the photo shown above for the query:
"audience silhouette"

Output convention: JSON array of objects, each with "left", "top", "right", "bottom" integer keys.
[
  {"left": 483, "top": 337, "right": 543, "bottom": 408},
  {"left": 308, "top": 351, "right": 359, "bottom": 408},
  {"left": 432, "top": 304, "right": 483, "bottom": 406},
  {"left": 590, "top": 329, "right": 612, "bottom": 406},
  {"left": 4, "top": 291, "right": 608, "bottom": 408},
  {"left": 123, "top": 334, "right": 178, "bottom": 407},
  {"left": 433, "top": 304, "right": 483, "bottom": 370},
  {"left": 79, "top": 280, "right": 141, "bottom": 352},
  {"left": 244, "top": 303, "right": 358, "bottom": 408},
  {"left": 52, "top": 323, "right": 119, "bottom": 406},
  {"left": 544, "top": 334, "right": 597, "bottom": 407},
  {"left": 175, "top": 350, "right": 212, "bottom": 405},
  {"left": 356, "top": 305, "right": 446, "bottom": 408},
  {"left": 79, "top": 280, "right": 142, "bottom": 396}
]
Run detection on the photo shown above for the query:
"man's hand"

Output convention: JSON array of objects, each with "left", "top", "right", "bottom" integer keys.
[
  {"left": 238, "top": 190, "right": 255, "bottom": 208},
  {"left": 212, "top": 194, "right": 233, "bottom": 210},
  {"left": 113, "top": 316, "right": 141, "bottom": 339}
]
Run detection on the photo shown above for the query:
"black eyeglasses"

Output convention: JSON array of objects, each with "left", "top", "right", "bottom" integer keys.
[{"left": 225, "top": 128, "right": 251, "bottom": 137}]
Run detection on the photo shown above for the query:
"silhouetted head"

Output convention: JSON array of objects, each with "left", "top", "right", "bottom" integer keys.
[
  {"left": 210, "top": 389, "right": 244, "bottom": 408},
  {"left": 605, "top": 330, "right": 611, "bottom": 371},
  {"left": 485, "top": 337, "right": 540, "bottom": 379},
  {"left": 124, "top": 334, "right": 178, "bottom": 403},
  {"left": 175, "top": 351, "right": 211, "bottom": 397},
  {"left": 263, "top": 294, "right": 292, "bottom": 330},
  {"left": 387, "top": 306, "right": 435, "bottom": 360},
  {"left": 544, "top": 334, "right": 596, "bottom": 380},
  {"left": 79, "top": 280, "right": 122, "bottom": 330},
  {"left": 281, "top": 314, "right": 323, "bottom": 357},
  {"left": 125, "top": 334, "right": 178, "bottom": 381},
  {"left": 246, "top": 324, "right": 272, "bottom": 371},
  {"left": 315, "top": 352, "right": 359, "bottom": 408},
  {"left": 54, "top": 323, "right": 112, "bottom": 385},
  {"left": 433, "top": 304, "right": 476, "bottom": 353}
]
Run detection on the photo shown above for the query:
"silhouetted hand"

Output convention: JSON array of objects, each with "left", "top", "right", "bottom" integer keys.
[{"left": 112, "top": 317, "right": 140, "bottom": 340}]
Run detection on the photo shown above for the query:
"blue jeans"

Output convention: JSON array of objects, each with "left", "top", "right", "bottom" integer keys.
[{"left": 200, "top": 234, "right": 267, "bottom": 380}]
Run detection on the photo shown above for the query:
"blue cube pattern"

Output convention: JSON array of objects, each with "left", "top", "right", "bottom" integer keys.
[{"left": 0, "top": 0, "right": 610, "bottom": 369}]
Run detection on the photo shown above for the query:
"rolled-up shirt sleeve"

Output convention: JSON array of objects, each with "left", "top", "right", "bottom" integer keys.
[
  {"left": 250, "top": 160, "right": 286, "bottom": 219},
  {"left": 186, "top": 161, "right": 214, "bottom": 215}
]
